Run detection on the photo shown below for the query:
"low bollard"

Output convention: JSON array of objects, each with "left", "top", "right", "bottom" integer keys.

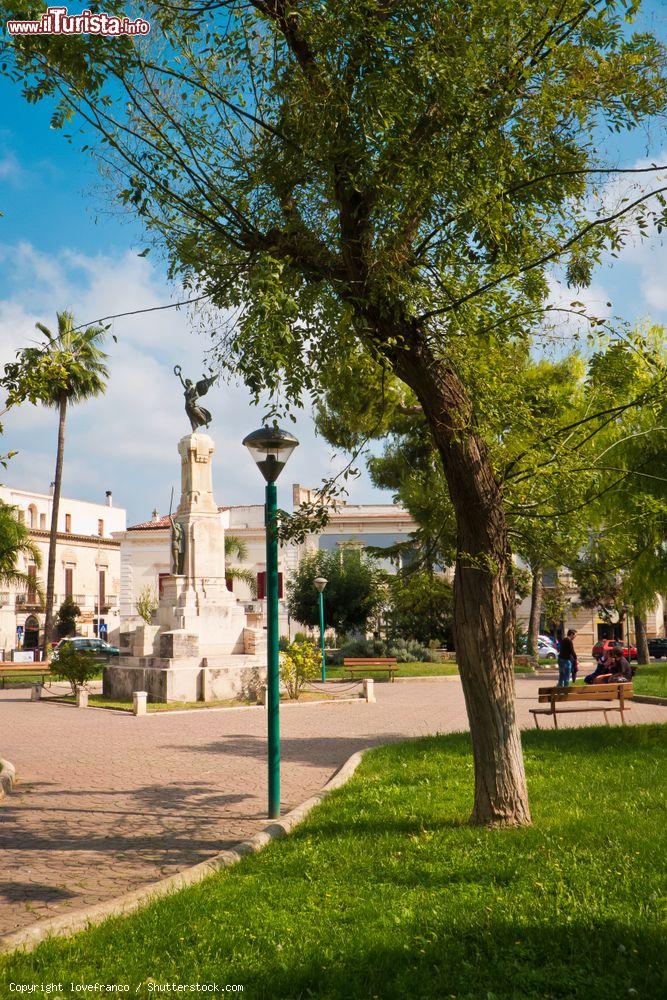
[
  {"left": 363, "top": 678, "right": 375, "bottom": 703},
  {"left": 133, "top": 691, "right": 148, "bottom": 716},
  {"left": 31, "top": 683, "right": 42, "bottom": 701},
  {"left": 260, "top": 683, "right": 268, "bottom": 709},
  {"left": 76, "top": 687, "right": 89, "bottom": 708}
]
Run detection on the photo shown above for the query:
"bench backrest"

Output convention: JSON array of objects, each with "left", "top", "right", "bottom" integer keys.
[
  {"left": 343, "top": 658, "right": 397, "bottom": 666},
  {"left": 538, "top": 683, "right": 633, "bottom": 703},
  {"left": 0, "top": 663, "right": 51, "bottom": 672}
]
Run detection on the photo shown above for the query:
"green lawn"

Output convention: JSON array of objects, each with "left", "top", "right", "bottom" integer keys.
[
  {"left": 2, "top": 725, "right": 665, "bottom": 998},
  {"left": 50, "top": 691, "right": 349, "bottom": 712},
  {"left": 326, "top": 660, "right": 536, "bottom": 678},
  {"left": 634, "top": 661, "right": 667, "bottom": 699},
  {"left": 325, "top": 660, "right": 460, "bottom": 679}
]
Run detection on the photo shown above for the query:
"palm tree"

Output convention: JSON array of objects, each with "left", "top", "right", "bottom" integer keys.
[
  {"left": 2, "top": 311, "right": 108, "bottom": 651},
  {"left": 225, "top": 534, "right": 257, "bottom": 597},
  {"left": 0, "top": 501, "right": 42, "bottom": 594}
]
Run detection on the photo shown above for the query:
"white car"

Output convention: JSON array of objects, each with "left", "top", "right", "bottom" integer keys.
[{"left": 537, "top": 638, "right": 558, "bottom": 660}]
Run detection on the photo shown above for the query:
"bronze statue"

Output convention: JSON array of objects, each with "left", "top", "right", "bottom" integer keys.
[
  {"left": 174, "top": 365, "right": 217, "bottom": 433},
  {"left": 170, "top": 516, "right": 185, "bottom": 575}
]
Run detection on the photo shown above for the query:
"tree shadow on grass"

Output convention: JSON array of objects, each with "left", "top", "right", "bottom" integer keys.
[{"left": 235, "top": 917, "right": 665, "bottom": 1000}]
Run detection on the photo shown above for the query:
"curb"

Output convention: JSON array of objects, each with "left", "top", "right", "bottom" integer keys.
[
  {"left": 0, "top": 758, "right": 16, "bottom": 798},
  {"left": 633, "top": 694, "right": 667, "bottom": 706},
  {"left": 0, "top": 748, "right": 368, "bottom": 956}
]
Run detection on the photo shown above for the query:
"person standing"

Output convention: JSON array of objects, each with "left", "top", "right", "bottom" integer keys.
[{"left": 557, "top": 629, "right": 577, "bottom": 688}]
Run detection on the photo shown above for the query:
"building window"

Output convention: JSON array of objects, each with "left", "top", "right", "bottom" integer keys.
[
  {"left": 65, "top": 513, "right": 72, "bottom": 533},
  {"left": 17, "top": 509, "right": 25, "bottom": 525},
  {"left": 28, "top": 504, "right": 38, "bottom": 529},
  {"left": 39, "top": 513, "right": 46, "bottom": 529},
  {"left": 256, "top": 572, "right": 282, "bottom": 600},
  {"left": 65, "top": 567, "right": 73, "bottom": 599},
  {"left": 98, "top": 519, "right": 104, "bottom": 537},
  {"left": 27, "top": 564, "right": 37, "bottom": 604}
]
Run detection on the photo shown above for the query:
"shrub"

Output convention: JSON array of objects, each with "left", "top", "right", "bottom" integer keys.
[
  {"left": 280, "top": 639, "right": 320, "bottom": 699},
  {"left": 54, "top": 597, "right": 80, "bottom": 640},
  {"left": 51, "top": 644, "right": 99, "bottom": 695}
]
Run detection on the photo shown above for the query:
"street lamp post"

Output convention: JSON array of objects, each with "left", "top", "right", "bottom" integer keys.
[
  {"left": 313, "top": 576, "right": 328, "bottom": 682},
  {"left": 243, "top": 423, "right": 299, "bottom": 820}
]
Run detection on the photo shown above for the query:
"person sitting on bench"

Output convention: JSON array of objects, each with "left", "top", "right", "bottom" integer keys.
[
  {"left": 592, "top": 646, "right": 633, "bottom": 684},
  {"left": 584, "top": 649, "right": 614, "bottom": 684}
]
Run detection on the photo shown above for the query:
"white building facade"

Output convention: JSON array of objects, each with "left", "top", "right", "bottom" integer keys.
[
  {"left": 0, "top": 486, "right": 126, "bottom": 654},
  {"left": 116, "top": 484, "right": 417, "bottom": 639}
]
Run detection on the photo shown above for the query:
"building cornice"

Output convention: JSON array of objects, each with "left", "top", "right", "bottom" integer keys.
[{"left": 29, "top": 528, "right": 120, "bottom": 549}]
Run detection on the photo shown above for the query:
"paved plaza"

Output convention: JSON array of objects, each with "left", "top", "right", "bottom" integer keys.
[{"left": 1, "top": 676, "right": 666, "bottom": 938}]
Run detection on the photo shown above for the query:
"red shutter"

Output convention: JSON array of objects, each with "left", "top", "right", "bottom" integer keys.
[
  {"left": 226, "top": 575, "right": 233, "bottom": 592},
  {"left": 257, "top": 572, "right": 266, "bottom": 600},
  {"left": 65, "top": 568, "right": 73, "bottom": 598},
  {"left": 278, "top": 572, "right": 283, "bottom": 599},
  {"left": 158, "top": 572, "right": 169, "bottom": 597}
]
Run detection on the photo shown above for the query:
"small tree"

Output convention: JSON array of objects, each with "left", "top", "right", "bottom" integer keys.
[
  {"left": 386, "top": 571, "right": 453, "bottom": 647},
  {"left": 135, "top": 585, "right": 158, "bottom": 625},
  {"left": 52, "top": 644, "right": 98, "bottom": 695},
  {"left": 287, "top": 549, "right": 385, "bottom": 638},
  {"left": 54, "top": 597, "right": 80, "bottom": 640},
  {"left": 280, "top": 639, "right": 320, "bottom": 700}
]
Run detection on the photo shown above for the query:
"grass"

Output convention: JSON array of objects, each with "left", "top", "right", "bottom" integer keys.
[
  {"left": 633, "top": 661, "right": 667, "bottom": 699},
  {"left": 2, "top": 725, "right": 665, "bottom": 999},
  {"left": 325, "top": 660, "right": 460, "bottom": 679},
  {"left": 50, "top": 690, "right": 352, "bottom": 713},
  {"left": 325, "top": 660, "right": 536, "bottom": 678}
]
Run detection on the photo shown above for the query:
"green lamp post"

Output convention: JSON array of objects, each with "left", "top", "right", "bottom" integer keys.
[
  {"left": 243, "top": 423, "right": 299, "bottom": 819},
  {"left": 313, "top": 576, "right": 328, "bottom": 681}
]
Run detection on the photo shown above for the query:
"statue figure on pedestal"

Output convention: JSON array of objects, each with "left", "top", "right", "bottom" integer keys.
[
  {"left": 170, "top": 516, "right": 185, "bottom": 575},
  {"left": 174, "top": 365, "right": 217, "bottom": 433}
]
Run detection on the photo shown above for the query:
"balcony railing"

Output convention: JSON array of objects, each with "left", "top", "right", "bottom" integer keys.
[{"left": 15, "top": 594, "right": 44, "bottom": 609}]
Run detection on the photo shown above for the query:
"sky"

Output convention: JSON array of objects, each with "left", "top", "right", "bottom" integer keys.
[{"left": 1, "top": 2, "right": 667, "bottom": 524}]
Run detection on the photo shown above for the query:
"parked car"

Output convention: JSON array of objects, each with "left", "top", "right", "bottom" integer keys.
[
  {"left": 516, "top": 636, "right": 558, "bottom": 659},
  {"left": 647, "top": 637, "right": 667, "bottom": 659},
  {"left": 538, "top": 634, "right": 558, "bottom": 651},
  {"left": 53, "top": 637, "right": 119, "bottom": 659},
  {"left": 591, "top": 638, "right": 637, "bottom": 661}
]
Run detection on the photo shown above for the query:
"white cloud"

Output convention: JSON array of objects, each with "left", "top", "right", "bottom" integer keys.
[{"left": 0, "top": 242, "right": 384, "bottom": 522}]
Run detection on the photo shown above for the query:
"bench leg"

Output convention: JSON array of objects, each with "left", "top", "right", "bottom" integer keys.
[
  {"left": 533, "top": 714, "right": 540, "bottom": 730},
  {"left": 552, "top": 712, "right": 558, "bottom": 730},
  {"left": 603, "top": 710, "right": 609, "bottom": 725}
]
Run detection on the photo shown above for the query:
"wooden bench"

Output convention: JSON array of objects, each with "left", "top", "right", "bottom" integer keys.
[
  {"left": 343, "top": 657, "right": 398, "bottom": 682},
  {"left": 530, "top": 683, "right": 633, "bottom": 729},
  {"left": 0, "top": 663, "right": 53, "bottom": 688}
]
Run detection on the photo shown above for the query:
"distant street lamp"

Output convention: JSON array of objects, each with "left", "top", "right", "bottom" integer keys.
[
  {"left": 313, "top": 576, "right": 328, "bottom": 681},
  {"left": 243, "top": 423, "right": 299, "bottom": 820}
]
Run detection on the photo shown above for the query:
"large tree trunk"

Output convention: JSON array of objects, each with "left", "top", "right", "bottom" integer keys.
[
  {"left": 527, "top": 565, "right": 542, "bottom": 659},
  {"left": 393, "top": 336, "right": 531, "bottom": 827},
  {"left": 43, "top": 393, "right": 67, "bottom": 654},
  {"left": 634, "top": 613, "right": 650, "bottom": 665}
]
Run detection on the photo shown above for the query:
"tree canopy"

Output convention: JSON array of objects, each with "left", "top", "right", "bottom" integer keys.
[
  {"left": 286, "top": 548, "right": 385, "bottom": 636},
  {"left": 4, "top": 0, "right": 667, "bottom": 824}
]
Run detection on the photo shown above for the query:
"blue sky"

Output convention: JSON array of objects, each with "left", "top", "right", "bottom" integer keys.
[{"left": 1, "top": 2, "right": 667, "bottom": 523}]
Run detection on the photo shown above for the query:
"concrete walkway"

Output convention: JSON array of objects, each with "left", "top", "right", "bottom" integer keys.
[{"left": 1, "top": 676, "right": 666, "bottom": 936}]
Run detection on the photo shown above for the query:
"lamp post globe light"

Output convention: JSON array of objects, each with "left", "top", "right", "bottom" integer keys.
[
  {"left": 313, "top": 576, "right": 328, "bottom": 682},
  {"left": 242, "top": 423, "right": 299, "bottom": 819}
]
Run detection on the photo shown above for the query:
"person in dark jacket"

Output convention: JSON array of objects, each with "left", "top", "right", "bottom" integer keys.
[{"left": 557, "top": 629, "right": 577, "bottom": 687}]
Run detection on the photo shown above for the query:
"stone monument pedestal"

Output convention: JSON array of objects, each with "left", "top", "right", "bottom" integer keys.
[{"left": 105, "top": 431, "right": 267, "bottom": 703}]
